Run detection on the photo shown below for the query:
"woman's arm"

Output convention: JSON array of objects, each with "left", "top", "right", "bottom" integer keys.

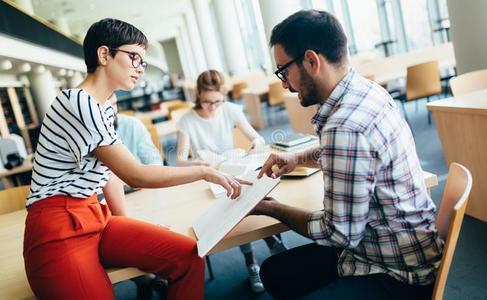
[
  {"left": 176, "top": 131, "right": 209, "bottom": 167},
  {"left": 94, "top": 144, "right": 246, "bottom": 198},
  {"left": 103, "top": 172, "right": 127, "bottom": 216},
  {"left": 235, "top": 118, "right": 265, "bottom": 152}
]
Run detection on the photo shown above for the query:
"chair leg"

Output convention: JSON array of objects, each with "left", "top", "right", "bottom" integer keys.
[
  {"left": 400, "top": 100, "right": 412, "bottom": 128},
  {"left": 206, "top": 256, "right": 215, "bottom": 280},
  {"left": 427, "top": 97, "right": 432, "bottom": 125}
]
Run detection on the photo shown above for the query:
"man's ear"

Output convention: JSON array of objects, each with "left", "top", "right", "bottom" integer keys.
[
  {"left": 303, "top": 50, "right": 320, "bottom": 76},
  {"left": 97, "top": 45, "right": 110, "bottom": 66}
]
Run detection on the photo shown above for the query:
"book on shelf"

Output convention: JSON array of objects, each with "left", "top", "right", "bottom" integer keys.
[{"left": 192, "top": 170, "right": 280, "bottom": 257}]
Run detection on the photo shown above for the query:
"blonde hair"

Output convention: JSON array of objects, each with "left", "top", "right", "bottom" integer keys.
[{"left": 195, "top": 70, "right": 226, "bottom": 109}]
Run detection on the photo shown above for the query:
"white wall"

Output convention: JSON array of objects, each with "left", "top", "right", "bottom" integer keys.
[{"left": 448, "top": 0, "right": 487, "bottom": 74}]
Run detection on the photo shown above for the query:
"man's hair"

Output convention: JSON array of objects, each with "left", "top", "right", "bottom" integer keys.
[
  {"left": 194, "top": 70, "right": 226, "bottom": 109},
  {"left": 83, "top": 18, "right": 148, "bottom": 73},
  {"left": 270, "top": 10, "right": 348, "bottom": 65}
]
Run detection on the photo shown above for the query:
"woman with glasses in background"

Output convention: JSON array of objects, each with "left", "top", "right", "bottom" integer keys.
[{"left": 176, "top": 69, "right": 286, "bottom": 293}]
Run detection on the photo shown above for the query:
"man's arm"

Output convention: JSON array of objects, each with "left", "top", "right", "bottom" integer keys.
[{"left": 254, "top": 197, "right": 313, "bottom": 237}]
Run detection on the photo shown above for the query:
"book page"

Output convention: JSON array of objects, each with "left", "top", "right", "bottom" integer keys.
[{"left": 193, "top": 170, "right": 280, "bottom": 257}]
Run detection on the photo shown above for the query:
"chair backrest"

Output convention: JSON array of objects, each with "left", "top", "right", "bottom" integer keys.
[
  {"left": 232, "top": 127, "right": 252, "bottom": 149},
  {"left": 432, "top": 163, "right": 473, "bottom": 300},
  {"left": 282, "top": 93, "right": 317, "bottom": 135},
  {"left": 268, "top": 81, "right": 286, "bottom": 106},
  {"left": 169, "top": 106, "right": 191, "bottom": 122},
  {"left": 406, "top": 60, "right": 442, "bottom": 101},
  {"left": 0, "top": 185, "right": 30, "bottom": 214},
  {"left": 145, "top": 125, "right": 165, "bottom": 162},
  {"left": 118, "top": 110, "right": 135, "bottom": 117},
  {"left": 231, "top": 81, "right": 248, "bottom": 100},
  {"left": 449, "top": 69, "right": 487, "bottom": 97}
]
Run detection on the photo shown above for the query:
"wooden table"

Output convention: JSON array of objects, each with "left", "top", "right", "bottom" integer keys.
[
  {"left": 428, "top": 89, "right": 487, "bottom": 221},
  {"left": 0, "top": 171, "right": 438, "bottom": 299},
  {"left": 0, "top": 154, "right": 33, "bottom": 188},
  {"left": 155, "top": 120, "right": 178, "bottom": 138},
  {"left": 352, "top": 42, "right": 456, "bottom": 85}
]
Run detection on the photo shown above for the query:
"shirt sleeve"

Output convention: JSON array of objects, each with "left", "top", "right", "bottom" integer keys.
[
  {"left": 308, "top": 127, "right": 376, "bottom": 249},
  {"left": 74, "top": 90, "right": 122, "bottom": 156},
  {"left": 226, "top": 102, "right": 246, "bottom": 125},
  {"left": 134, "top": 118, "right": 163, "bottom": 165}
]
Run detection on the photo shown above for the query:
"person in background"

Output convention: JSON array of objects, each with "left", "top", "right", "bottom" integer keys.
[
  {"left": 23, "top": 18, "right": 249, "bottom": 300},
  {"left": 176, "top": 69, "right": 286, "bottom": 293},
  {"left": 254, "top": 10, "right": 443, "bottom": 300},
  {"left": 109, "top": 92, "right": 163, "bottom": 166}
]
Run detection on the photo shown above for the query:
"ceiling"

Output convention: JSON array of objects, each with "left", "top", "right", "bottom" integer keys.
[{"left": 30, "top": 0, "right": 193, "bottom": 42}]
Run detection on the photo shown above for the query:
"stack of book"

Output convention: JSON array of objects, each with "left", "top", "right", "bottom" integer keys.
[{"left": 271, "top": 133, "right": 318, "bottom": 152}]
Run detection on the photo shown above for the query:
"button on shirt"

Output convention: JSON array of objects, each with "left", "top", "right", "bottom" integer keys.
[
  {"left": 308, "top": 68, "right": 443, "bottom": 285},
  {"left": 27, "top": 89, "right": 121, "bottom": 206}
]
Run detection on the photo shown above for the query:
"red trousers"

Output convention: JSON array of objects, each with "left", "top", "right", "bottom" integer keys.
[{"left": 23, "top": 194, "right": 204, "bottom": 300}]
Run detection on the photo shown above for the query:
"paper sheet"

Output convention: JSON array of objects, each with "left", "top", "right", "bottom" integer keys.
[{"left": 193, "top": 170, "right": 280, "bottom": 257}]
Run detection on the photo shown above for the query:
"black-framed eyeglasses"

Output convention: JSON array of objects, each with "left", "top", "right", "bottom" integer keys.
[
  {"left": 274, "top": 54, "right": 304, "bottom": 82},
  {"left": 109, "top": 48, "right": 147, "bottom": 69},
  {"left": 200, "top": 100, "right": 225, "bottom": 108}
]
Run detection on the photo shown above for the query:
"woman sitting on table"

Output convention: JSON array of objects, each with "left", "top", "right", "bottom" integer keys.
[
  {"left": 23, "top": 19, "right": 249, "bottom": 300},
  {"left": 176, "top": 69, "right": 286, "bottom": 293}
]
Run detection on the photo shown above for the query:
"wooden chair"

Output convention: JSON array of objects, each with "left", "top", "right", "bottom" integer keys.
[
  {"left": 266, "top": 81, "right": 287, "bottom": 125},
  {"left": 402, "top": 60, "right": 442, "bottom": 125},
  {"left": 0, "top": 185, "right": 30, "bottom": 214},
  {"left": 449, "top": 69, "right": 487, "bottom": 97},
  {"left": 118, "top": 110, "right": 135, "bottom": 117},
  {"left": 169, "top": 106, "right": 191, "bottom": 122},
  {"left": 231, "top": 81, "right": 248, "bottom": 100},
  {"left": 145, "top": 124, "right": 166, "bottom": 164},
  {"left": 232, "top": 127, "right": 252, "bottom": 149},
  {"left": 282, "top": 93, "right": 317, "bottom": 135},
  {"left": 432, "top": 163, "right": 473, "bottom": 300}
]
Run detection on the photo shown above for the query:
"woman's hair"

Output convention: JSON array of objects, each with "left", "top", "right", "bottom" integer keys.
[
  {"left": 194, "top": 70, "right": 226, "bottom": 109},
  {"left": 83, "top": 18, "right": 148, "bottom": 73}
]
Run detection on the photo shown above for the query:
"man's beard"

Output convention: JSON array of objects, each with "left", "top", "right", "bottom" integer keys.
[{"left": 297, "top": 67, "right": 322, "bottom": 107}]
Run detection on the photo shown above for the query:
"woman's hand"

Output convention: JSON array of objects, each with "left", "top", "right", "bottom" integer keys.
[
  {"left": 247, "top": 138, "right": 266, "bottom": 154},
  {"left": 202, "top": 167, "right": 252, "bottom": 199}
]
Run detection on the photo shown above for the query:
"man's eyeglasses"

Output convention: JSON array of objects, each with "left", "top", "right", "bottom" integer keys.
[
  {"left": 274, "top": 54, "right": 304, "bottom": 82},
  {"left": 200, "top": 100, "right": 224, "bottom": 108},
  {"left": 109, "top": 48, "right": 147, "bottom": 69}
]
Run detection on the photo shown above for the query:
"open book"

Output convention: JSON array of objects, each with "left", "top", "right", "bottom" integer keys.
[
  {"left": 197, "top": 148, "right": 271, "bottom": 198},
  {"left": 193, "top": 170, "right": 280, "bottom": 257}
]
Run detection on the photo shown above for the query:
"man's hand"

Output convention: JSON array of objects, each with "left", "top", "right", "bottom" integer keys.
[
  {"left": 203, "top": 167, "right": 252, "bottom": 199},
  {"left": 257, "top": 153, "right": 298, "bottom": 179}
]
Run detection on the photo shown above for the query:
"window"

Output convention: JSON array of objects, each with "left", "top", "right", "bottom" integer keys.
[
  {"left": 347, "top": 0, "right": 382, "bottom": 55},
  {"left": 400, "top": 0, "right": 433, "bottom": 50}
]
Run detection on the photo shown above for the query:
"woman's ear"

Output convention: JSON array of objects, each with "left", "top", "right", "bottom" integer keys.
[{"left": 97, "top": 45, "right": 110, "bottom": 66}]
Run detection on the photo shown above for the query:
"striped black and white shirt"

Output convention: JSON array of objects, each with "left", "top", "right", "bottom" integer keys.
[{"left": 26, "top": 89, "right": 121, "bottom": 206}]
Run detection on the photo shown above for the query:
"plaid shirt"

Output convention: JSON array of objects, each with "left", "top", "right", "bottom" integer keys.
[{"left": 308, "top": 68, "right": 443, "bottom": 285}]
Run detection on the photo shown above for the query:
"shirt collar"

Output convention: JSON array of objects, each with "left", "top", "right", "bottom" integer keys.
[{"left": 311, "top": 67, "right": 356, "bottom": 131}]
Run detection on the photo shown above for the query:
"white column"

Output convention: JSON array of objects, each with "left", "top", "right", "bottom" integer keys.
[
  {"left": 191, "top": 0, "right": 225, "bottom": 71},
  {"left": 212, "top": 0, "right": 248, "bottom": 75},
  {"left": 258, "top": 0, "right": 301, "bottom": 68},
  {"left": 12, "top": 0, "right": 34, "bottom": 14},
  {"left": 68, "top": 72, "right": 84, "bottom": 88},
  {"left": 29, "top": 68, "right": 57, "bottom": 119},
  {"left": 185, "top": 10, "right": 208, "bottom": 72},
  {"left": 179, "top": 25, "right": 198, "bottom": 79},
  {"left": 447, "top": 0, "right": 487, "bottom": 74}
]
